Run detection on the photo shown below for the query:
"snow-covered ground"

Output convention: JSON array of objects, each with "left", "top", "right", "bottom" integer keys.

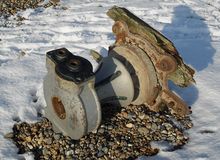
[{"left": 0, "top": 0, "right": 220, "bottom": 159}]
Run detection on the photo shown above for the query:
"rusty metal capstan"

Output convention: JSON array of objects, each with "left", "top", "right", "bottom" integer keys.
[{"left": 43, "top": 6, "right": 195, "bottom": 140}]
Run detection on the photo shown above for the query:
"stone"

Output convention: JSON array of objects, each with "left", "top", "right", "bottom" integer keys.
[
  {"left": 25, "top": 136, "right": 32, "bottom": 142},
  {"left": 121, "top": 111, "right": 128, "bottom": 118},
  {"left": 42, "top": 148, "right": 49, "bottom": 155},
  {"left": 27, "top": 143, "right": 33, "bottom": 150},
  {"left": 102, "top": 147, "right": 108, "bottom": 153},
  {"left": 4, "top": 132, "right": 14, "bottom": 139},
  {"left": 138, "top": 127, "right": 149, "bottom": 136},
  {"left": 138, "top": 113, "right": 146, "bottom": 120},
  {"left": 151, "top": 123, "right": 158, "bottom": 131},
  {"left": 98, "top": 128, "right": 105, "bottom": 134},
  {"left": 161, "top": 130, "right": 167, "bottom": 134},
  {"left": 89, "top": 144, "right": 94, "bottom": 150},
  {"left": 65, "top": 150, "right": 74, "bottom": 156},
  {"left": 126, "top": 123, "right": 134, "bottom": 128},
  {"left": 54, "top": 134, "right": 60, "bottom": 140},
  {"left": 97, "top": 151, "right": 104, "bottom": 157},
  {"left": 107, "top": 125, "right": 113, "bottom": 130},
  {"left": 120, "top": 153, "right": 126, "bottom": 159},
  {"left": 75, "top": 148, "right": 80, "bottom": 154},
  {"left": 45, "top": 138, "right": 52, "bottom": 145}
]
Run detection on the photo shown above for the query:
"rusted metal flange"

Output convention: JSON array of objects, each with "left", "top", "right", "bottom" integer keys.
[
  {"left": 107, "top": 7, "right": 195, "bottom": 117},
  {"left": 44, "top": 48, "right": 102, "bottom": 140}
]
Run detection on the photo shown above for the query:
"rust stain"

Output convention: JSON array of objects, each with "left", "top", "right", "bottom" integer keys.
[{"left": 52, "top": 97, "right": 66, "bottom": 119}]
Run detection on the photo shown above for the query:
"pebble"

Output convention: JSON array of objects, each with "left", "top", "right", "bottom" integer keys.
[
  {"left": 4, "top": 132, "right": 14, "bottom": 139},
  {"left": 102, "top": 147, "right": 108, "bottom": 153},
  {"left": 25, "top": 136, "right": 32, "bottom": 142},
  {"left": 120, "top": 153, "right": 126, "bottom": 159},
  {"left": 97, "top": 151, "right": 104, "bottom": 157},
  {"left": 151, "top": 123, "right": 158, "bottom": 131},
  {"left": 89, "top": 144, "right": 94, "bottom": 150},
  {"left": 45, "top": 138, "right": 52, "bottom": 145},
  {"left": 27, "top": 143, "right": 33, "bottom": 150},
  {"left": 75, "top": 148, "right": 80, "bottom": 154},
  {"left": 54, "top": 134, "right": 60, "bottom": 140},
  {"left": 128, "top": 143, "right": 133, "bottom": 147},
  {"left": 98, "top": 128, "right": 105, "bottom": 134},
  {"left": 128, "top": 112, "right": 136, "bottom": 119},
  {"left": 161, "top": 130, "right": 168, "bottom": 134},
  {"left": 107, "top": 125, "right": 113, "bottom": 130},
  {"left": 126, "top": 123, "right": 134, "bottom": 128},
  {"left": 163, "top": 123, "right": 173, "bottom": 130},
  {"left": 65, "top": 150, "right": 74, "bottom": 156},
  {"left": 138, "top": 113, "right": 146, "bottom": 120},
  {"left": 121, "top": 111, "right": 128, "bottom": 118},
  {"left": 42, "top": 148, "right": 49, "bottom": 155},
  {"left": 138, "top": 127, "right": 149, "bottom": 136}
]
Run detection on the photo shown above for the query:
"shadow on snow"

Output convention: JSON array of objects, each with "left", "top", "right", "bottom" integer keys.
[{"left": 162, "top": 5, "right": 215, "bottom": 107}]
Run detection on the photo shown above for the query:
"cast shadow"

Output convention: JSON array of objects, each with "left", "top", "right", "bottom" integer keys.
[
  {"left": 162, "top": 5, "right": 215, "bottom": 106},
  {"left": 162, "top": 5, "right": 215, "bottom": 71}
]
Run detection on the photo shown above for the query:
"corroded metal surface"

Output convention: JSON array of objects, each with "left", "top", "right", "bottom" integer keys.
[
  {"left": 108, "top": 7, "right": 195, "bottom": 116},
  {"left": 107, "top": 6, "right": 195, "bottom": 87},
  {"left": 51, "top": 97, "right": 66, "bottom": 119},
  {"left": 44, "top": 48, "right": 101, "bottom": 139}
]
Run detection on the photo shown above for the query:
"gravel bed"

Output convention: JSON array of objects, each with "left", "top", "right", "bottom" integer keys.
[
  {"left": 0, "top": 0, "right": 60, "bottom": 17},
  {"left": 0, "top": 0, "right": 61, "bottom": 27},
  {"left": 5, "top": 105, "right": 193, "bottom": 160}
]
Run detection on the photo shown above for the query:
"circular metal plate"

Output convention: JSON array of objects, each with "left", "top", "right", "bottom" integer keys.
[{"left": 109, "top": 45, "right": 159, "bottom": 105}]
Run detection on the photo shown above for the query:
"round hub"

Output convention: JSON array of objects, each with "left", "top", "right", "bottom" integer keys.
[{"left": 109, "top": 45, "right": 159, "bottom": 105}]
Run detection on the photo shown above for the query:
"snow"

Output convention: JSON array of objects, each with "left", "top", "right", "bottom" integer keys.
[{"left": 0, "top": 0, "right": 220, "bottom": 159}]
